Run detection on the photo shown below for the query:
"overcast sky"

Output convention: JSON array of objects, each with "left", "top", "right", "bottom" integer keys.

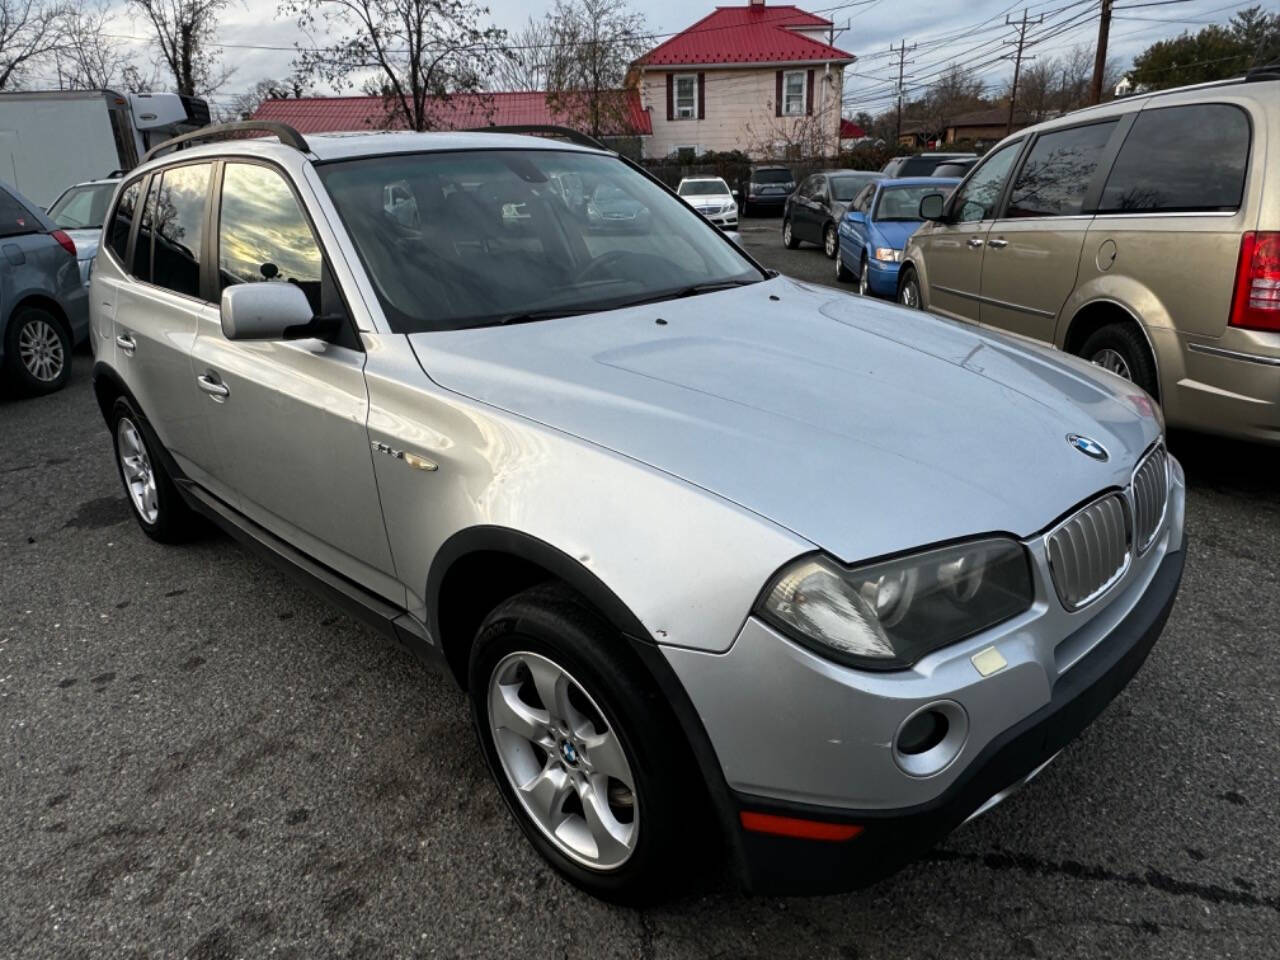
[{"left": 97, "top": 0, "right": 1256, "bottom": 114}]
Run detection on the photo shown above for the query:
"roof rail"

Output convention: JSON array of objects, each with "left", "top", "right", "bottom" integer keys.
[
  {"left": 141, "top": 121, "right": 310, "bottom": 165},
  {"left": 465, "top": 125, "right": 610, "bottom": 152},
  {"left": 1246, "top": 61, "right": 1280, "bottom": 82}
]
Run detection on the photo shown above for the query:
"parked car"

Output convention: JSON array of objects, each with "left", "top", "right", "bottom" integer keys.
[
  {"left": 882, "top": 152, "right": 977, "bottom": 177},
  {"left": 738, "top": 164, "right": 795, "bottom": 215},
  {"left": 782, "top": 170, "right": 885, "bottom": 258},
  {"left": 46, "top": 176, "right": 121, "bottom": 285},
  {"left": 836, "top": 177, "right": 961, "bottom": 296},
  {"left": 1, "top": 180, "right": 89, "bottom": 395},
  {"left": 930, "top": 157, "right": 978, "bottom": 178},
  {"left": 92, "top": 123, "right": 1184, "bottom": 903},
  {"left": 586, "top": 183, "right": 652, "bottom": 232},
  {"left": 676, "top": 176, "right": 738, "bottom": 231},
  {"left": 900, "top": 68, "right": 1280, "bottom": 444}
]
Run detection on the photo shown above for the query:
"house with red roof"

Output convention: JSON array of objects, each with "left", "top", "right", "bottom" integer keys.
[{"left": 631, "top": 0, "right": 854, "bottom": 160}]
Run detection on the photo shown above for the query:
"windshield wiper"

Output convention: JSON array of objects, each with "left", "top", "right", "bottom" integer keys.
[
  {"left": 487, "top": 307, "right": 596, "bottom": 327},
  {"left": 613, "top": 279, "right": 761, "bottom": 309}
]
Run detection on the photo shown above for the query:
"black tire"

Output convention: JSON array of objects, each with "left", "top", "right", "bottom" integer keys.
[
  {"left": 1078, "top": 321, "right": 1159, "bottom": 398},
  {"left": 782, "top": 217, "right": 800, "bottom": 249},
  {"left": 468, "top": 584, "right": 698, "bottom": 905},
  {"left": 109, "top": 397, "right": 203, "bottom": 544},
  {"left": 3, "top": 306, "right": 72, "bottom": 396},
  {"left": 835, "top": 246, "right": 854, "bottom": 282},
  {"left": 898, "top": 266, "right": 923, "bottom": 309},
  {"left": 741, "top": 199, "right": 750, "bottom": 217},
  {"left": 823, "top": 222, "right": 838, "bottom": 259},
  {"left": 858, "top": 255, "right": 871, "bottom": 297}
]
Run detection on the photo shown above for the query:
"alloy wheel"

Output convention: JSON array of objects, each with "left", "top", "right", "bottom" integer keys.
[
  {"left": 487, "top": 651, "right": 638, "bottom": 871},
  {"left": 18, "top": 318, "right": 64, "bottom": 383},
  {"left": 782, "top": 220, "right": 792, "bottom": 247},
  {"left": 116, "top": 417, "right": 159, "bottom": 524},
  {"left": 859, "top": 262, "right": 869, "bottom": 296},
  {"left": 900, "top": 277, "right": 920, "bottom": 308},
  {"left": 825, "top": 226, "right": 837, "bottom": 258},
  {"left": 1091, "top": 347, "right": 1133, "bottom": 381}
]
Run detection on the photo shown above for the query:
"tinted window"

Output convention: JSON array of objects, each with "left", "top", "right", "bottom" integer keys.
[
  {"left": 831, "top": 175, "right": 878, "bottom": 202},
  {"left": 132, "top": 178, "right": 157, "bottom": 281},
  {"left": 317, "top": 149, "right": 761, "bottom": 334},
  {"left": 218, "top": 163, "right": 324, "bottom": 313},
  {"left": 1099, "top": 104, "right": 1250, "bottom": 213},
  {"left": 753, "top": 169, "right": 792, "bottom": 184},
  {"left": 1006, "top": 121, "right": 1116, "bottom": 218},
  {"left": 678, "top": 180, "right": 729, "bottom": 196},
  {"left": 952, "top": 142, "right": 1021, "bottom": 223},
  {"left": 152, "top": 163, "right": 211, "bottom": 299},
  {"left": 0, "top": 187, "right": 38, "bottom": 238},
  {"left": 107, "top": 179, "right": 141, "bottom": 262},
  {"left": 875, "top": 184, "right": 953, "bottom": 221},
  {"left": 48, "top": 182, "right": 116, "bottom": 230}
]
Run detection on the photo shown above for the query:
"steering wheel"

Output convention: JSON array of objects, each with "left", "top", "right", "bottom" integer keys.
[{"left": 570, "top": 249, "right": 637, "bottom": 284}]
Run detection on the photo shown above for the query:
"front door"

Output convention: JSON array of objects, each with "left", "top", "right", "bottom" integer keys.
[
  {"left": 979, "top": 120, "right": 1118, "bottom": 344},
  {"left": 192, "top": 160, "right": 399, "bottom": 598},
  {"left": 917, "top": 140, "right": 1023, "bottom": 323}
]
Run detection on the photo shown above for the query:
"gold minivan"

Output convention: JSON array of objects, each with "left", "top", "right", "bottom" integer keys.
[{"left": 899, "top": 69, "right": 1280, "bottom": 444}]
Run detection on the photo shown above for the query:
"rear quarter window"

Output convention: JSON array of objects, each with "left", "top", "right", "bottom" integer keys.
[
  {"left": 1097, "top": 103, "right": 1251, "bottom": 214},
  {"left": 107, "top": 179, "right": 142, "bottom": 263}
]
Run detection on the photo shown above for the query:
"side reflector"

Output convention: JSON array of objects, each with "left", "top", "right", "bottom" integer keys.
[{"left": 740, "top": 811, "right": 863, "bottom": 842}]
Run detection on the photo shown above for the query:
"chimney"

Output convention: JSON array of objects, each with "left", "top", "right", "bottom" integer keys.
[{"left": 749, "top": 0, "right": 765, "bottom": 7}]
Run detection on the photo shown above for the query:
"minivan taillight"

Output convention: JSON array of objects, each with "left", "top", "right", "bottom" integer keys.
[
  {"left": 50, "top": 229, "right": 76, "bottom": 257},
  {"left": 1229, "top": 232, "right": 1280, "bottom": 331}
]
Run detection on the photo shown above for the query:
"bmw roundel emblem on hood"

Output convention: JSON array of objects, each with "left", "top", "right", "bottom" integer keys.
[{"left": 1067, "top": 434, "right": 1109, "bottom": 462}]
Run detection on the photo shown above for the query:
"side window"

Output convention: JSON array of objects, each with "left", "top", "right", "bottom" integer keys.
[
  {"left": 218, "top": 163, "right": 324, "bottom": 314},
  {"left": 854, "top": 185, "right": 873, "bottom": 214},
  {"left": 0, "top": 188, "right": 37, "bottom": 238},
  {"left": 799, "top": 176, "right": 818, "bottom": 199},
  {"left": 951, "top": 142, "right": 1021, "bottom": 224},
  {"left": 1006, "top": 121, "right": 1117, "bottom": 218},
  {"left": 1098, "top": 104, "right": 1250, "bottom": 213},
  {"left": 107, "top": 179, "right": 141, "bottom": 262},
  {"left": 152, "top": 163, "right": 212, "bottom": 299},
  {"left": 131, "top": 177, "right": 158, "bottom": 281}
]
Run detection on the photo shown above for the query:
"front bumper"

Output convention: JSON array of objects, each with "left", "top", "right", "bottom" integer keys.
[
  {"left": 662, "top": 456, "right": 1185, "bottom": 894},
  {"left": 866, "top": 257, "right": 901, "bottom": 297}
]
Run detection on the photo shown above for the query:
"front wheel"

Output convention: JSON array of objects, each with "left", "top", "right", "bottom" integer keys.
[
  {"left": 469, "top": 585, "right": 696, "bottom": 905},
  {"left": 898, "top": 266, "right": 922, "bottom": 309},
  {"left": 858, "top": 256, "right": 871, "bottom": 297},
  {"left": 835, "top": 247, "right": 854, "bottom": 282},
  {"left": 823, "top": 223, "right": 838, "bottom": 259},
  {"left": 782, "top": 218, "right": 800, "bottom": 249}
]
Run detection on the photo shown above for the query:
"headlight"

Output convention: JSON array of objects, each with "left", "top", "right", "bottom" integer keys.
[
  {"left": 757, "top": 538, "right": 1034, "bottom": 670},
  {"left": 874, "top": 247, "right": 902, "bottom": 262}
]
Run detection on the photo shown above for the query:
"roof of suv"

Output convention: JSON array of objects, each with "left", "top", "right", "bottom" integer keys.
[{"left": 138, "top": 130, "right": 604, "bottom": 172}]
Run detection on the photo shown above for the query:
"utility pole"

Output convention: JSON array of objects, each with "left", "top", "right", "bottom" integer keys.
[
  {"left": 1090, "top": 0, "right": 1113, "bottom": 105},
  {"left": 890, "top": 39, "right": 916, "bottom": 146},
  {"left": 1004, "top": 10, "right": 1042, "bottom": 136}
]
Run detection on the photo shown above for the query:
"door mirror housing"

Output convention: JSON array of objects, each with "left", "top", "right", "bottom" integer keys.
[
  {"left": 919, "top": 193, "right": 947, "bottom": 222},
  {"left": 845, "top": 210, "right": 866, "bottom": 224},
  {"left": 221, "top": 282, "right": 340, "bottom": 341}
]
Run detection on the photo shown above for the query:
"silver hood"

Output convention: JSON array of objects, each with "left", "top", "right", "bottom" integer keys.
[{"left": 409, "top": 278, "right": 1162, "bottom": 563}]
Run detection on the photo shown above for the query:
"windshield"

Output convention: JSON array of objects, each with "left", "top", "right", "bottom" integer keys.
[
  {"left": 752, "top": 169, "right": 792, "bottom": 184},
  {"left": 318, "top": 150, "right": 762, "bottom": 333},
  {"left": 48, "top": 182, "right": 116, "bottom": 229},
  {"left": 678, "top": 180, "right": 729, "bottom": 196},
  {"left": 874, "top": 184, "right": 948, "bottom": 222},
  {"left": 830, "top": 174, "right": 879, "bottom": 202}
]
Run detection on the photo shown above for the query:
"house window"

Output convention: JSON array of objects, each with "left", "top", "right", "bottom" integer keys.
[
  {"left": 783, "top": 70, "right": 806, "bottom": 116},
  {"left": 674, "top": 145, "right": 698, "bottom": 163},
  {"left": 675, "top": 74, "right": 697, "bottom": 119}
]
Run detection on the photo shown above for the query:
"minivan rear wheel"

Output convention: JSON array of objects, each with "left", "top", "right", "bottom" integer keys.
[
  {"left": 1078, "top": 322, "right": 1158, "bottom": 398},
  {"left": 469, "top": 584, "right": 694, "bottom": 905}
]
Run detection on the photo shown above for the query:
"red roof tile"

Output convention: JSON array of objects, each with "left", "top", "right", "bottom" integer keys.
[
  {"left": 840, "top": 118, "right": 866, "bottom": 139},
  {"left": 636, "top": 4, "right": 853, "bottom": 67},
  {"left": 252, "top": 90, "right": 652, "bottom": 137}
]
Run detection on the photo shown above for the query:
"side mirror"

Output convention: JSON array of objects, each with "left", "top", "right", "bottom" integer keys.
[
  {"left": 845, "top": 210, "right": 865, "bottom": 224},
  {"left": 731, "top": 189, "right": 740, "bottom": 199},
  {"left": 221, "top": 282, "right": 322, "bottom": 341},
  {"left": 919, "top": 193, "right": 947, "bottom": 222}
]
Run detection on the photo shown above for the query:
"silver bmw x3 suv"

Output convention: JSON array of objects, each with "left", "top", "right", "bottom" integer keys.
[{"left": 90, "top": 122, "right": 1186, "bottom": 903}]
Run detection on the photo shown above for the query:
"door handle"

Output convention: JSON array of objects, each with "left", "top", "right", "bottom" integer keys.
[
  {"left": 988, "top": 238, "right": 1009, "bottom": 249},
  {"left": 197, "top": 373, "right": 230, "bottom": 402},
  {"left": 967, "top": 237, "right": 985, "bottom": 249},
  {"left": 115, "top": 333, "right": 136, "bottom": 355}
]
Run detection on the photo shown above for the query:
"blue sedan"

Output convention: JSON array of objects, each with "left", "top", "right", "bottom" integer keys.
[{"left": 836, "top": 177, "right": 961, "bottom": 297}]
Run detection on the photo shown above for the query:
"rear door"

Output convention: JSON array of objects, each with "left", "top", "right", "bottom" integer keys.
[
  {"left": 793, "top": 176, "right": 821, "bottom": 241},
  {"left": 979, "top": 119, "right": 1119, "bottom": 343},
  {"left": 192, "top": 159, "right": 399, "bottom": 597},
  {"left": 916, "top": 139, "right": 1023, "bottom": 322}
]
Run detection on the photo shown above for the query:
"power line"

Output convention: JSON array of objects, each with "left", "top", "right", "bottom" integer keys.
[{"left": 1004, "top": 9, "right": 1045, "bottom": 134}]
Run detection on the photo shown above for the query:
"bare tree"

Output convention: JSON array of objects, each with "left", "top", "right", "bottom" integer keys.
[
  {"left": 1004, "top": 58, "right": 1054, "bottom": 123},
  {"left": 544, "top": 0, "right": 646, "bottom": 139},
  {"left": 129, "top": 0, "right": 233, "bottom": 97},
  {"left": 51, "top": 0, "right": 131, "bottom": 90},
  {"left": 488, "top": 16, "right": 554, "bottom": 91},
  {"left": 282, "top": 0, "right": 512, "bottom": 132},
  {"left": 0, "top": 0, "right": 68, "bottom": 91},
  {"left": 229, "top": 74, "right": 312, "bottom": 120},
  {"left": 909, "top": 63, "right": 985, "bottom": 143},
  {"left": 743, "top": 110, "right": 831, "bottom": 162}
]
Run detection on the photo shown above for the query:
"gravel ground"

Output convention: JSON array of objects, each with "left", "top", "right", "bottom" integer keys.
[{"left": 2, "top": 222, "right": 1278, "bottom": 958}]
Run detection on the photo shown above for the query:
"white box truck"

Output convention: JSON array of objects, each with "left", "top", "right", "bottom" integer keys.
[{"left": 0, "top": 89, "right": 210, "bottom": 208}]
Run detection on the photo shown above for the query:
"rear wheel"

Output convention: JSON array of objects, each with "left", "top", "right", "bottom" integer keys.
[
  {"left": 469, "top": 585, "right": 695, "bottom": 905},
  {"left": 835, "top": 247, "right": 854, "bottom": 283},
  {"left": 110, "top": 397, "right": 203, "bottom": 543},
  {"left": 898, "top": 266, "right": 922, "bottom": 309},
  {"left": 4, "top": 306, "right": 71, "bottom": 396},
  {"left": 1078, "top": 322, "right": 1159, "bottom": 398},
  {"left": 823, "top": 223, "right": 838, "bottom": 259},
  {"left": 782, "top": 218, "right": 800, "bottom": 249}
]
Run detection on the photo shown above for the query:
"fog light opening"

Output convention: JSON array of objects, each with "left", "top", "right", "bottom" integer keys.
[
  {"left": 897, "top": 709, "right": 949, "bottom": 756},
  {"left": 893, "top": 700, "right": 968, "bottom": 778}
]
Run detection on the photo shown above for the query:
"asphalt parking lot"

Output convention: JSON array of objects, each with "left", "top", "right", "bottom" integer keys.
[{"left": 3, "top": 220, "right": 1279, "bottom": 959}]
